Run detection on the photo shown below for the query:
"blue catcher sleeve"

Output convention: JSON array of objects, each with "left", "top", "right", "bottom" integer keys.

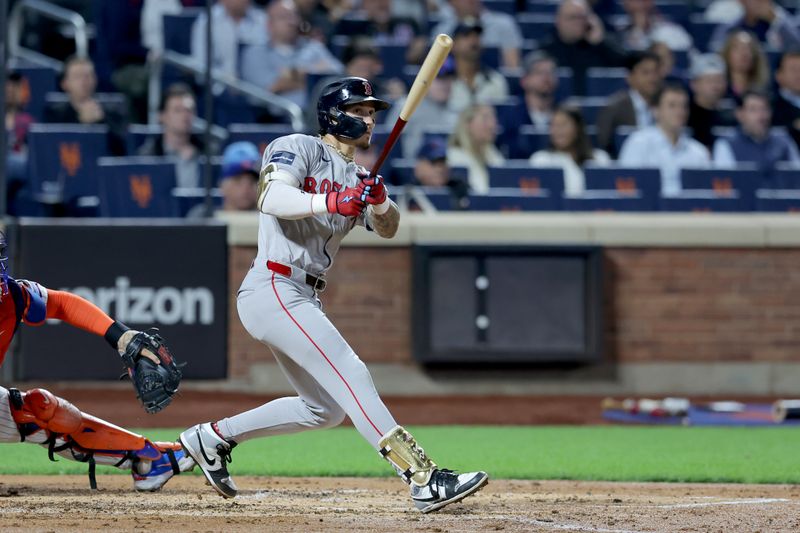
[{"left": 17, "top": 280, "right": 49, "bottom": 326}]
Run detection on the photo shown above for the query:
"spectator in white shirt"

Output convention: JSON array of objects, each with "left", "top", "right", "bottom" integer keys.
[
  {"left": 191, "top": 0, "right": 267, "bottom": 77},
  {"left": 617, "top": 0, "right": 693, "bottom": 51},
  {"left": 530, "top": 106, "right": 611, "bottom": 197},
  {"left": 447, "top": 22, "right": 509, "bottom": 114},
  {"left": 240, "top": 0, "right": 343, "bottom": 110},
  {"left": 619, "top": 83, "right": 711, "bottom": 197},
  {"left": 447, "top": 103, "right": 505, "bottom": 193},
  {"left": 431, "top": 0, "right": 524, "bottom": 68}
]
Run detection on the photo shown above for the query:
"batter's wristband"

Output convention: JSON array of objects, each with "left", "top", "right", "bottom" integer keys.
[
  {"left": 104, "top": 321, "right": 130, "bottom": 349},
  {"left": 325, "top": 192, "right": 339, "bottom": 214},
  {"left": 371, "top": 198, "right": 391, "bottom": 215}
]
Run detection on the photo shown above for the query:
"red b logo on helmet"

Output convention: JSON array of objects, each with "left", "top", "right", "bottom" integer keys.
[{"left": 363, "top": 81, "right": 372, "bottom": 96}]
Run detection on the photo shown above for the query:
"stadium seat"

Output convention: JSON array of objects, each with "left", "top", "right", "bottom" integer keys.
[
  {"left": 27, "top": 124, "right": 110, "bottom": 203},
  {"left": 673, "top": 49, "right": 689, "bottom": 70},
  {"left": 654, "top": 1, "right": 691, "bottom": 23},
  {"left": 755, "top": 189, "right": 800, "bottom": 212},
  {"left": 488, "top": 163, "right": 565, "bottom": 199},
  {"left": 330, "top": 36, "right": 410, "bottom": 78},
  {"left": 614, "top": 125, "right": 638, "bottom": 155},
  {"left": 9, "top": 63, "right": 58, "bottom": 121},
  {"left": 226, "top": 123, "right": 296, "bottom": 155},
  {"left": 586, "top": 68, "right": 628, "bottom": 98},
  {"left": 331, "top": 14, "right": 369, "bottom": 36},
  {"left": 468, "top": 189, "right": 559, "bottom": 211},
  {"left": 483, "top": 0, "right": 516, "bottom": 15},
  {"left": 517, "top": 125, "right": 551, "bottom": 158},
  {"left": 562, "top": 190, "right": 653, "bottom": 212},
  {"left": 584, "top": 166, "right": 661, "bottom": 209},
  {"left": 172, "top": 187, "right": 224, "bottom": 217},
  {"left": 680, "top": 167, "right": 760, "bottom": 210},
  {"left": 126, "top": 124, "right": 163, "bottom": 155},
  {"left": 390, "top": 160, "right": 468, "bottom": 187},
  {"left": 525, "top": 0, "right": 559, "bottom": 14},
  {"left": 394, "top": 186, "right": 458, "bottom": 211},
  {"left": 772, "top": 164, "right": 800, "bottom": 189},
  {"left": 563, "top": 97, "right": 608, "bottom": 127},
  {"left": 420, "top": 127, "right": 452, "bottom": 149},
  {"left": 689, "top": 16, "right": 717, "bottom": 52},
  {"left": 518, "top": 13, "right": 556, "bottom": 40},
  {"left": 163, "top": 9, "right": 202, "bottom": 55},
  {"left": 45, "top": 92, "right": 128, "bottom": 118},
  {"left": 554, "top": 68, "right": 575, "bottom": 103},
  {"left": 97, "top": 157, "right": 178, "bottom": 217},
  {"left": 390, "top": 159, "right": 416, "bottom": 185},
  {"left": 659, "top": 191, "right": 748, "bottom": 212}
]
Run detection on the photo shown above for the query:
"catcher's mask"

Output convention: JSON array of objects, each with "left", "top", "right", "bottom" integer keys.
[
  {"left": 0, "top": 231, "right": 8, "bottom": 298},
  {"left": 317, "top": 77, "right": 390, "bottom": 140}
]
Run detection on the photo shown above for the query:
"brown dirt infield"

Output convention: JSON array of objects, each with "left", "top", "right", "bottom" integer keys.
[{"left": 0, "top": 476, "right": 798, "bottom": 532}]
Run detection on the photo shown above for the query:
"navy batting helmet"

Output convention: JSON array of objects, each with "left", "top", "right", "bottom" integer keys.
[{"left": 317, "top": 77, "right": 390, "bottom": 139}]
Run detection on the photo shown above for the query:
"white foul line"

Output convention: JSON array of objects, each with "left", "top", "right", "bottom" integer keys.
[{"left": 657, "top": 498, "right": 789, "bottom": 509}]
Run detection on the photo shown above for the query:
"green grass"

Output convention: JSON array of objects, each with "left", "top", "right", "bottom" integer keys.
[{"left": 3, "top": 426, "right": 799, "bottom": 484}]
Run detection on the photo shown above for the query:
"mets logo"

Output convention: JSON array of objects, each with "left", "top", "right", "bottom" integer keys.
[
  {"left": 59, "top": 142, "right": 82, "bottom": 176},
  {"left": 129, "top": 174, "right": 153, "bottom": 208},
  {"left": 363, "top": 81, "right": 372, "bottom": 96},
  {"left": 19, "top": 77, "right": 31, "bottom": 107}
]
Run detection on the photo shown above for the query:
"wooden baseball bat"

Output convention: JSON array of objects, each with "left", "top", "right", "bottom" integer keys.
[{"left": 370, "top": 34, "right": 454, "bottom": 177}]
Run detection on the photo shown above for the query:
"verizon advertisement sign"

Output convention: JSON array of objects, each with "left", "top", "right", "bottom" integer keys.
[{"left": 14, "top": 222, "right": 228, "bottom": 380}]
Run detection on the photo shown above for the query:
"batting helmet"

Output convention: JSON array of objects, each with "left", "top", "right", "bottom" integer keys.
[
  {"left": 0, "top": 231, "right": 8, "bottom": 297},
  {"left": 317, "top": 77, "right": 390, "bottom": 140}
]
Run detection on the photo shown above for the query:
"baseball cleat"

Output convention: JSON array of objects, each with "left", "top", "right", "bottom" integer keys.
[
  {"left": 133, "top": 448, "right": 196, "bottom": 492},
  {"left": 410, "top": 469, "right": 489, "bottom": 513},
  {"left": 179, "top": 423, "right": 238, "bottom": 498}
]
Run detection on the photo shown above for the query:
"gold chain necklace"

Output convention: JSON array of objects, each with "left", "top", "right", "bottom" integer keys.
[{"left": 321, "top": 137, "right": 355, "bottom": 163}]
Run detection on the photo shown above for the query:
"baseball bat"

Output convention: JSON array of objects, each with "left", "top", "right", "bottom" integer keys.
[{"left": 370, "top": 34, "right": 454, "bottom": 177}]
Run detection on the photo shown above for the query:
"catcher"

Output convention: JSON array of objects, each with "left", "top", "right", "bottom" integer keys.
[{"left": 0, "top": 230, "right": 192, "bottom": 490}]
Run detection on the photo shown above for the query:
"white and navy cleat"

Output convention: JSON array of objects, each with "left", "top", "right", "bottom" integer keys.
[
  {"left": 410, "top": 469, "right": 489, "bottom": 513},
  {"left": 179, "top": 423, "right": 238, "bottom": 498}
]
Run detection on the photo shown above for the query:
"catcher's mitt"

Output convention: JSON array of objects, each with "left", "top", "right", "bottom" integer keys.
[{"left": 120, "top": 330, "right": 182, "bottom": 414}]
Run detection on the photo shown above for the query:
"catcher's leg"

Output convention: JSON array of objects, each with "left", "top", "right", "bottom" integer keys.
[{"left": 4, "top": 387, "right": 193, "bottom": 490}]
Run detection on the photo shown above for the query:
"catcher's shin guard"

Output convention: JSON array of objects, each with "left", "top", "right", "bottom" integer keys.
[
  {"left": 378, "top": 425, "right": 437, "bottom": 486},
  {"left": 8, "top": 388, "right": 168, "bottom": 487}
]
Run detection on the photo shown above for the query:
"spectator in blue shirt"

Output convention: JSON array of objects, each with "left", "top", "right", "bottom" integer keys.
[{"left": 713, "top": 91, "right": 800, "bottom": 178}]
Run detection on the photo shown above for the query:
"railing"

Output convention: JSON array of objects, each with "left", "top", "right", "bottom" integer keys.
[
  {"left": 148, "top": 50, "right": 306, "bottom": 131},
  {"left": 8, "top": 0, "right": 89, "bottom": 71}
]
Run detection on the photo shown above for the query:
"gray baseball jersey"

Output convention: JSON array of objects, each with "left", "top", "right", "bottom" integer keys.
[
  {"left": 255, "top": 133, "right": 368, "bottom": 277},
  {"left": 222, "top": 132, "right": 398, "bottom": 449}
]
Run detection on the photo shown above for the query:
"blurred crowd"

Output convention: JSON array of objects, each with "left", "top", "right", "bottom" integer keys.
[{"left": 5, "top": 0, "right": 800, "bottom": 215}]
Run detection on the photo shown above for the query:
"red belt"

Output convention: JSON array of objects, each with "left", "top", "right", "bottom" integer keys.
[{"left": 267, "top": 261, "right": 327, "bottom": 292}]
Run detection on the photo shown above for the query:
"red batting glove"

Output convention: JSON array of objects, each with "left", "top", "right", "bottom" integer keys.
[
  {"left": 356, "top": 175, "right": 387, "bottom": 205},
  {"left": 326, "top": 187, "right": 366, "bottom": 217}
]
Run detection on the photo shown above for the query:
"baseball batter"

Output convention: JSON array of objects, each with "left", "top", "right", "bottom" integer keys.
[
  {"left": 0, "top": 231, "right": 193, "bottom": 491},
  {"left": 179, "top": 77, "right": 488, "bottom": 513}
]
